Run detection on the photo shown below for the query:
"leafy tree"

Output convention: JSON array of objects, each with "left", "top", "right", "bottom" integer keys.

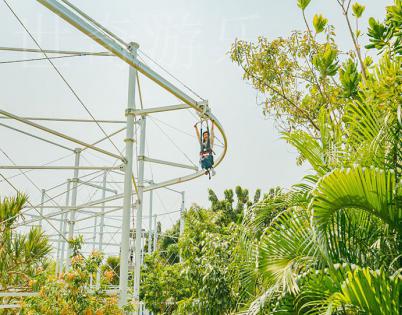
[
  {"left": 176, "top": 206, "right": 239, "bottom": 314},
  {"left": 140, "top": 253, "right": 190, "bottom": 315},
  {"left": 141, "top": 188, "right": 261, "bottom": 314},
  {"left": 208, "top": 186, "right": 260, "bottom": 222},
  {"left": 158, "top": 221, "right": 180, "bottom": 264}
]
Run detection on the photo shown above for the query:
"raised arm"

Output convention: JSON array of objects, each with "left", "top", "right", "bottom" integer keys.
[
  {"left": 194, "top": 123, "right": 201, "bottom": 145},
  {"left": 210, "top": 122, "right": 215, "bottom": 148}
]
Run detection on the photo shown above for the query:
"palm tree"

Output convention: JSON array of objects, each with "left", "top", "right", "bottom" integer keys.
[{"left": 0, "top": 193, "right": 51, "bottom": 308}]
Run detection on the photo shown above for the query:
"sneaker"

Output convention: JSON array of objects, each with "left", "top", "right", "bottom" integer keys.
[{"left": 211, "top": 168, "right": 216, "bottom": 176}]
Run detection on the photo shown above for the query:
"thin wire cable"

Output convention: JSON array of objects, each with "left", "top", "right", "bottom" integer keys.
[
  {"left": 154, "top": 191, "right": 177, "bottom": 227},
  {"left": 60, "top": 0, "right": 128, "bottom": 48},
  {"left": 137, "top": 51, "right": 205, "bottom": 102},
  {"left": 151, "top": 115, "right": 195, "bottom": 139},
  {"left": 148, "top": 117, "right": 197, "bottom": 168},
  {"left": 2, "top": 0, "right": 124, "bottom": 160}
]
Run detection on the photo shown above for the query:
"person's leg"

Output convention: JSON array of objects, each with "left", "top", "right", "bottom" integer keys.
[
  {"left": 200, "top": 157, "right": 209, "bottom": 175},
  {"left": 207, "top": 155, "right": 216, "bottom": 176}
]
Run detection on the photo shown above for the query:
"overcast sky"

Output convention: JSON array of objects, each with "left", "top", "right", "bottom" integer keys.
[{"left": 0, "top": 0, "right": 392, "bottom": 254}]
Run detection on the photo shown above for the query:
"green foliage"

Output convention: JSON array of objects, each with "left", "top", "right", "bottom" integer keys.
[
  {"left": 352, "top": 2, "right": 365, "bottom": 18},
  {"left": 339, "top": 58, "right": 361, "bottom": 98},
  {"left": 366, "top": 0, "right": 402, "bottom": 55},
  {"left": 313, "top": 14, "right": 328, "bottom": 34},
  {"left": 330, "top": 267, "right": 401, "bottom": 314},
  {"left": 158, "top": 221, "right": 180, "bottom": 264},
  {"left": 310, "top": 166, "right": 402, "bottom": 233},
  {"left": 140, "top": 253, "right": 189, "bottom": 315},
  {"left": 140, "top": 187, "right": 261, "bottom": 314},
  {"left": 312, "top": 44, "right": 339, "bottom": 77},
  {"left": 297, "top": 0, "right": 311, "bottom": 11},
  {"left": 177, "top": 207, "right": 239, "bottom": 314}
]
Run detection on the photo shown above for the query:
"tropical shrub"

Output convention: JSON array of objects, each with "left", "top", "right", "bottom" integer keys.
[{"left": 22, "top": 238, "right": 122, "bottom": 315}]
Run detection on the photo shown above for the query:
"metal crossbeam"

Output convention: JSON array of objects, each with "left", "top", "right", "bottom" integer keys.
[
  {"left": 0, "top": 115, "right": 126, "bottom": 124},
  {"left": 132, "top": 104, "right": 190, "bottom": 115},
  {"left": 77, "top": 179, "right": 118, "bottom": 194},
  {"left": 141, "top": 156, "right": 198, "bottom": 171},
  {"left": 0, "top": 46, "right": 112, "bottom": 56},
  {"left": 0, "top": 165, "right": 121, "bottom": 170}
]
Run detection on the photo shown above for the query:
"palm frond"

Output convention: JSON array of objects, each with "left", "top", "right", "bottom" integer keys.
[
  {"left": 310, "top": 165, "right": 402, "bottom": 234},
  {"left": 258, "top": 207, "right": 323, "bottom": 295},
  {"left": 330, "top": 267, "right": 402, "bottom": 314}
]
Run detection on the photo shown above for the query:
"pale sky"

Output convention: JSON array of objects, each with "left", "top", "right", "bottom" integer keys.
[{"left": 0, "top": 0, "right": 391, "bottom": 255}]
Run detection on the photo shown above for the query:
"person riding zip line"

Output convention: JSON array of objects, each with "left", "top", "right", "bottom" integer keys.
[{"left": 194, "top": 121, "right": 216, "bottom": 179}]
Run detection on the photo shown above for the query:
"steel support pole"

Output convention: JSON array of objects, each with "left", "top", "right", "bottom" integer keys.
[
  {"left": 92, "top": 217, "right": 97, "bottom": 252},
  {"left": 59, "top": 180, "right": 71, "bottom": 274},
  {"left": 66, "top": 149, "right": 81, "bottom": 269},
  {"left": 96, "top": 171, "right": 107, "bottom": 288},
  {"left": 119, "top": 42, "right": 139, "bottom": 307},
  {"left": 39, "top": 189, "right": 45, "bottom": 228},
  {"left": 134, "top": 116, "right": 146, "bottom": 310},
  {"left": 147, "top": 189, "right": 153, "bottom": 254}
]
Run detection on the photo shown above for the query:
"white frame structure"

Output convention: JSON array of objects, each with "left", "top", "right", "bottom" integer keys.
[{"left": 0, "top": 0, "right": 228, "bottom": 312}]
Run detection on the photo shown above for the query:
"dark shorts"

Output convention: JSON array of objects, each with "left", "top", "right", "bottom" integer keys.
[{"left": 200, "top": 154, "right": 214, "bottom": 170}]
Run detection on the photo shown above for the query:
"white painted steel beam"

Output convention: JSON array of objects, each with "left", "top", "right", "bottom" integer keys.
[
  {"left": 77, "top": 179, "right": 118, "bottom": 194},
  {"left": 0, "top": 115, "right": 126, "bottom": 123},
  {"left": 0, "top": 165, "right": 122, "bottom": 170},
  {"left": 141, "top": 156, "right": 198, "bottom": 171},
  {"left": 131, "top": 104, "right": 189, "bottom": 115},
  {"left": 0, "top": 46, "right": 112, "bottom": 56}
]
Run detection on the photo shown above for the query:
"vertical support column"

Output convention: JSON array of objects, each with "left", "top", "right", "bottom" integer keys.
[
  {"left": 56, "top": 180, "right": 70, "bottom": 275},
  {"left": 119, "top": 42, "right": 139, "bottom": 307},
  {"left": 134, "top": 115, "right": 146, "bottom": 309},
  {"left": 147, "top": 189, "right": 153, "bottom": 254},
  {"left": 66, "top": 148, "right": 81, "bottom": 269},
  {"left": 90, "top": 213, "right": 97, "bottom": 287},
  {"left": 39, "top": 189, "right": 45, "bottom": 228},
  {"left": 96, "top": 171, "right": 107, "bottom": 288},
  {"left": 59, "top": 179, "right": 71, "bottom": 274}
]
